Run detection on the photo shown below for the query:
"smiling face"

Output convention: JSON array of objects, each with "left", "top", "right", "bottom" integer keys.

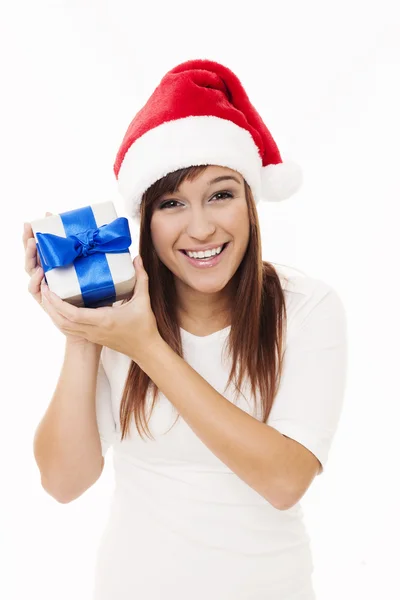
[{"left": 149, "top": 165, "right": 250, "bottom": 325}]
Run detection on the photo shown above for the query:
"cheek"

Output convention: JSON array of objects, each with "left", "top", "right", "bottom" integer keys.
[
  {"left": 150, "top": 233, "right": 177, "bottom": 263},
  {"left": 150, "top": 220, "right": 171, "bottom": 254},
  {"left": 223, "top": 204, "right": 249, "bottom": 234}
]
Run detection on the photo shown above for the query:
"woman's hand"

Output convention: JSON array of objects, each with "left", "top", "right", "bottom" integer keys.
[
  {"left": 39, "top": 255, "right": 160, "bottom": 361},
  {"left": 23, "top": 214, "right": 97, "bottom": 347},
  {"left": 23, "top": 213, "right": 49, "bottom": 306}
]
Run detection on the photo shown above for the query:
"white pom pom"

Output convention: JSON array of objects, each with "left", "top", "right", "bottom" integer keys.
[{"left": 260, "top": 159, "right": 303, "bottom": 202}]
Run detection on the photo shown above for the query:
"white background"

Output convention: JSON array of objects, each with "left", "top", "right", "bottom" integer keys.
[{"left": 2, "top": 1, "right": 399, "bottom": 598}]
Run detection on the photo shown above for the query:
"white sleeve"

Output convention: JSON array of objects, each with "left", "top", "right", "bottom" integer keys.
[
  {"left": 266, "top": 287, "right": 348, "bottom": 474},
  {"left": 95, "top": 350, "right": 117, "bottom": 457}
]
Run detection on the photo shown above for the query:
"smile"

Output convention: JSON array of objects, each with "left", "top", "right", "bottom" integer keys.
[{"left": 179, "top": 242, "right": 230, "bottom": 269}]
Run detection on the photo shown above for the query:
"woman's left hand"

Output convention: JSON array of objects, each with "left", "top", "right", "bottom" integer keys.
[{"left": 40, "top": 255, "right": 160, "bottom": 361}]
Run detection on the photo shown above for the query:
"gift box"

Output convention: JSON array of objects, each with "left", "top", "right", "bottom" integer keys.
[{"left": 30, "top": 201, "right": 136, "bottom": 308}]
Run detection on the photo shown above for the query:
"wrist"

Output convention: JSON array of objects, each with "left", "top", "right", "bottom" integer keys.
[
  {"left": 132, "top": 334, "right": 165, "bottom": 368},
  {"left": 65, "top": 338, "right": 102, "bottom": 355}
]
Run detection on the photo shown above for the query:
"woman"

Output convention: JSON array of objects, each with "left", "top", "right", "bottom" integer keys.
[{"left": 26, "top": 59, "right": 348, "bottom": 599}]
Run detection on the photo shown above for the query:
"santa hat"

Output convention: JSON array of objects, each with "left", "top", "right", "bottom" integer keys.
[{"left": 114, "top": 59, "right": 303, "bottom": 221}]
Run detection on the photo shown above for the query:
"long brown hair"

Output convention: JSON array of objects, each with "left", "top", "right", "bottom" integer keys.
[{"left": 118, "top": 165, "right": 288, "bottom": 441}]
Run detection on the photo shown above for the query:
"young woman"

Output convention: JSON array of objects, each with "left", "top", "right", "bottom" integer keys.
[{"left": 27, "top": 59, "right": 348, "bottom": 600}]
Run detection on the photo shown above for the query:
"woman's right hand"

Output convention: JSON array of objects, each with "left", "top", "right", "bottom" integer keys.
[{"left": 23, "top": 213, "right": 95, "bottom": 347}]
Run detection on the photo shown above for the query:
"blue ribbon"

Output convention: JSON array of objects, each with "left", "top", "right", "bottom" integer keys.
[{"left": 36, "top": 206, "right": 132, "bottom": 308}]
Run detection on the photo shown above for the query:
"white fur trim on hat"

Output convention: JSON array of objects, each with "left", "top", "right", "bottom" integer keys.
[
  {"left": 117, "top": 116, "right": 263, "bottom": 219},
  {"left": 117, "top": 115, "right": 302, "bottom": 219}
]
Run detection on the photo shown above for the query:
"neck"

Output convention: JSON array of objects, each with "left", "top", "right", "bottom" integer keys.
[{"left": 174, "top": 271, "right": 238, "bottom": 331}]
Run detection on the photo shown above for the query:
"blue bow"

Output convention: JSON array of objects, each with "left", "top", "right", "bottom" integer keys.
[
  {"left": 35, "top": 207, "right": 132, "bottom": 308},
  {"left": 36, "top": 217, "right": 131, "bottom": 269}
]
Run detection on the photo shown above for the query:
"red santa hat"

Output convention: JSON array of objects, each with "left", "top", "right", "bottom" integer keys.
[{"left": 114, "top": 59, "right": 303, "bottom": 221}]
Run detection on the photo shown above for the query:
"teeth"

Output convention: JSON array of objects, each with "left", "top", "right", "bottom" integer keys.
[{"left": 186, "top": 245, "right": 224, "bottom": 259}]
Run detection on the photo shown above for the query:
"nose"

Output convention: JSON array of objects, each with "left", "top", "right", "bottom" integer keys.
[{"left": 185, "top": 210, "right": 217, "bottom": 239}]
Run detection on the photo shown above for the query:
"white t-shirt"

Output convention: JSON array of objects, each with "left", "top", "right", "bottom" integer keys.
[{"left": 92, "top": 264, "right": 348, "bottom": 600}]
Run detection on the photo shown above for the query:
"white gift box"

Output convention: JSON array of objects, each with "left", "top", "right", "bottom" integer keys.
[{"left": 29, "top": 201, "right": 136, "bottom": 308}]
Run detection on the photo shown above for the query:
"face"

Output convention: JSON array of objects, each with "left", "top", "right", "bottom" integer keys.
[{"left": 150, "top": 165, "right": 250, "bottom": 307}]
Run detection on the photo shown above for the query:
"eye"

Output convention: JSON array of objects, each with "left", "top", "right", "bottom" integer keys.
[
  {"left": 158, "top": 199, "right": 180, "bottom": 210},
  {"left": 213, "top": 191, "right": 233, "bottom": 201},
  {"left": 158, "top": 190, "right": 233, "bottom": 210}
]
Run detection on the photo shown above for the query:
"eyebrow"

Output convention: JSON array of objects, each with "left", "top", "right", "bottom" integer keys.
[{"left": 207, "top": 175, "right": 242, "bottom": 186}]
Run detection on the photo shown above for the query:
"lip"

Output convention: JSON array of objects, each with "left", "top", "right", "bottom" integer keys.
[
  {"left": 181, "top": 243, "right": 227, "bottom": 253},
  {"left": 179, "top": 242, "right": 230, "bottom": 269}
]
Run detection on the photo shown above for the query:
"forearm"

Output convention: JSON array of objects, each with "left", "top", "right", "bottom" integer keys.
[
  {"left": 33, "top": 340, "right": 104, "bottom": 501},
  {"left": 133, "top": 337, "right": 290, "bottom": 508}
]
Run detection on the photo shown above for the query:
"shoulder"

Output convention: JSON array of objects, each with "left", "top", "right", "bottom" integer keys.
[{"left": 272, "top": 263, "right": 347, "bottom": 342}]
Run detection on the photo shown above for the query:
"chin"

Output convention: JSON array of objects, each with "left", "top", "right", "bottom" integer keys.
[{"left": 184, "top": 275, "right": 232, "bottom": 293}]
